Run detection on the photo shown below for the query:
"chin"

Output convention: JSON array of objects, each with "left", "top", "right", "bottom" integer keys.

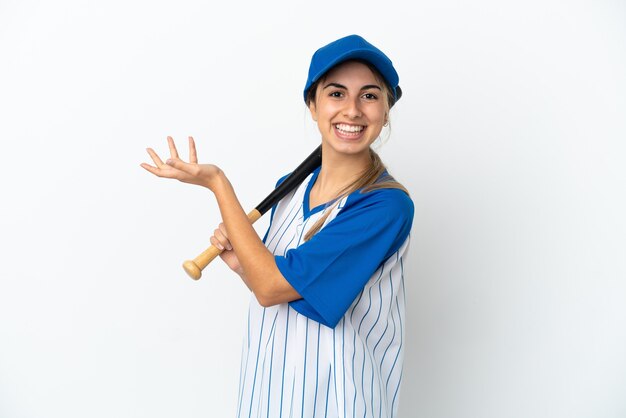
[{"left": 326, "top": 140, "right": 372, "bottom": 156}]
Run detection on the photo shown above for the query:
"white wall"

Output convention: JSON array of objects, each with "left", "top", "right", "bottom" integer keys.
[{"left": 1, "top": 1, "right": 624, "bottom": 417}]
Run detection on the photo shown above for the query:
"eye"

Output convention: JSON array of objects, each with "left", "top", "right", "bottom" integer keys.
[
  {"left": 362, "top": 92, "right": 378, "bottom": 100},
  {"left": 329, "top": 90, "right": 344, "bottom": 98}
]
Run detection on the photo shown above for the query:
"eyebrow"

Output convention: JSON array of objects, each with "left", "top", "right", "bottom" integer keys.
[{"left": 323, "top": 82, "right": 382, "bottom": 91}]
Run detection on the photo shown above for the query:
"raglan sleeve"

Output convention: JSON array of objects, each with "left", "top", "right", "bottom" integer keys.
[{"left": 275, "top": 189, "right": 414, "bottom": 328}]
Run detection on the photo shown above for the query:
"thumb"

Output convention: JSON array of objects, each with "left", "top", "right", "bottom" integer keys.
[
  {"left": 164, "top": 158, "right": 197, "bottom": 181},
  {"left": 165, "top": 158, "right": 190, "bottom": 171},
  {"left": 165, "top": 158, "right": 210, "bottom": 187}
]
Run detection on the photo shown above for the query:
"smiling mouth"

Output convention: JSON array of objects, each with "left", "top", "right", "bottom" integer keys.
[{"left": 335, "top": 123, "right": 365, "bottom": 136}]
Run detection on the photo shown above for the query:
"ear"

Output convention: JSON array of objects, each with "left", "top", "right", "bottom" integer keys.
[{"left": 308, "top": 101, "right": 318, "bottom": 122}]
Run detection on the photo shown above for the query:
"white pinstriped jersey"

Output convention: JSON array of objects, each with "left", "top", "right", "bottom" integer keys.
[{"left": 237, "top": 169, "right": 412, "bottom": 418}]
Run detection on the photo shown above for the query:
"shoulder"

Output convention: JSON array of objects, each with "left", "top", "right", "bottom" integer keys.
[
  {"left": 328, "top": 187, "right": 413, "bottom": 262},
  {"left": 343, "top": 187, "right": 414, "bottom": 222}
]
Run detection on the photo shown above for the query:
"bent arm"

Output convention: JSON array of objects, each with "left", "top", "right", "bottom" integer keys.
[{"left": 210, "top": 171, "right": 301, "bottom": 307}]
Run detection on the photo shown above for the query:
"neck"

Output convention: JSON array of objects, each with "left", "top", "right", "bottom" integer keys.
[{"left": 314, "top": 146, "right": 372, "bottom": 198}]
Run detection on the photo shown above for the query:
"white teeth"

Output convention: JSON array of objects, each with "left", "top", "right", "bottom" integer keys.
[{"left": 335, "top": 123, "right": 364, "bottom": 133}]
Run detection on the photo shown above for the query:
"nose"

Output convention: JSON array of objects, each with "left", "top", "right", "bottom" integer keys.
[{"left": 343, "top": 96, "right": 362, "bottom": 119}]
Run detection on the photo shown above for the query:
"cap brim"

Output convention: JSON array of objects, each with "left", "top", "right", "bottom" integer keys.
[{"left": 303, "top": 41, "right": 401, "bottom": 105}]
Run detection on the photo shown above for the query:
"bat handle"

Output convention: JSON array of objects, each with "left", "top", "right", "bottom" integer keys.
[{"left": 182, "top": 209, "right": 263, "bottom": 280}]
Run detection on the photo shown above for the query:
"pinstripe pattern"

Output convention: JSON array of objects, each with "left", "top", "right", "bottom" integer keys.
[{"left": 237, "top": 174, "right": 409, "bottom": 418}]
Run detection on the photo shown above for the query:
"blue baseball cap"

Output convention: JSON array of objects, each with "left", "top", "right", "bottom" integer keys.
[{"left": 303, "top": 34, "right": 402, "bottom": 106}]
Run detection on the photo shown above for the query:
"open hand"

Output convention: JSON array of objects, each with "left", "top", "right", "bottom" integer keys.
[{"left": 141, "top": 136, "right": 222, "bottom": 190}]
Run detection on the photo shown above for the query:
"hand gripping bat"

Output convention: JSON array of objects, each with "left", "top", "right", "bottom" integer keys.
[{"left": 182, "top": 145, "right": 322, "bottom": 280}]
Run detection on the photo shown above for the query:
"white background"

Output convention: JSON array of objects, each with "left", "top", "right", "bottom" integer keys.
[{"left": 1, "top": 1, "right": 625, "bottom": 417}]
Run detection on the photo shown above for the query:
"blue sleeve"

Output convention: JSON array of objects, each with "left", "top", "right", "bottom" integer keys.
[{"left": 275, "top": 188, "right": 414, "bottom": 328}]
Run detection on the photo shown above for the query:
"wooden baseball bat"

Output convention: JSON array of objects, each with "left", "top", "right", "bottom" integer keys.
[{"left": 182, "top": 145, "right": 322, "bottom": 280}]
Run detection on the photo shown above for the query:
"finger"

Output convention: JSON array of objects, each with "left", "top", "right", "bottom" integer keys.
[
  {"left": 146, "top": 148, "right": 165, "bottom": 167},
  {"left": 189, "top": 136, "right": 198, "bottom": 164},
  {"left": 213, "top": 228, "right": 232, "bottom": 251},
  {"left": 210, "top": 236, "right": 225, "bottom": 251},
  {"left": 218, "top": 222, "right": 230, "bottom": 240},
  {"left": 165, "top": 157, "right": 194, "bottom": 173},
  {"left": 140, "top": 162, "right": 168, "bottom": 177},
  {"left": 142, "top": 149, "right": 188, "bottom": 177},
  {"left": 214, "top": 227, "right": 233, "bottom": 251},
  {"left": 167, "top": 136, "right": 180, "bottom": 159}
]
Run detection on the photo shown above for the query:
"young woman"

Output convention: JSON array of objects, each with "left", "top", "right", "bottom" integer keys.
[{"left": 142, "top": 34, "right": 414, "bottom": 418}]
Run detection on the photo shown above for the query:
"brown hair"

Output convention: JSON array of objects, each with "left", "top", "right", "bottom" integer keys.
[{"left": 303, "top": 60, "right": 408, "bottom": 242}]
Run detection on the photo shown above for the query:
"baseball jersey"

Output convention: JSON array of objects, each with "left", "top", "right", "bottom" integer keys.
[{"left": 237, "top": 167, "right": 414, "bottom": 418}]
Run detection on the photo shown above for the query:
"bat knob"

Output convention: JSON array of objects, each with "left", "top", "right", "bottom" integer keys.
[{"left": 183, "top": 260, "right": 202, "bottom": 280}]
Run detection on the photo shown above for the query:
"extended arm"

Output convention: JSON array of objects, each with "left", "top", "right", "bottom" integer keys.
[{"left": 141, "top": 136, "right": 300, "bottom": 306}]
